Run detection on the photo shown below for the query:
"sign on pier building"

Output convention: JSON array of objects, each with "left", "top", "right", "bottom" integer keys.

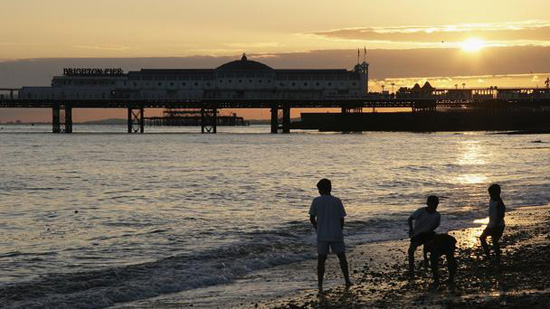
[{"left": 20, "top": 54, "right": 369, "bottom": 101}]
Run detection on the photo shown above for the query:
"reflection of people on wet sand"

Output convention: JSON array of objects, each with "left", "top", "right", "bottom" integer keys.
[
  {"left": 407, "top": 195, "right": 441, "bottom": 278},
  {"left": 480, "top": 184, "right": 506, "bottom": 264},
  {"left": 423, "top": 233, "right": 457, "bottom": 287},
  {"left": 309, "top": 178, "right": 353, "bottom": 293}
]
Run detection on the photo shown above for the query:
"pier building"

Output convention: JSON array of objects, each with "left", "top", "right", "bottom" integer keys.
[{"left": 19, "top": 54, "right": 369, "bottom": 101}]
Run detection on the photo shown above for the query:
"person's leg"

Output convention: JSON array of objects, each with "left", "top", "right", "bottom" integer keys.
[
  {"left": 447, "top": 251, "right": 458, "bottom": 284},
  {"left": 317, "top": 254, "right": 327, "bottom": 291},
  {"left": 430, "top": 250, "right": 440, "bottom": 285},
  {"left": 480, "top": 229, "right": 490, "bottom": 257},
  {"left": 316, "top": 241, "right": 329, "bottom": 292},
  {"left": 336, "top": 253, "right": 352, "bottom": 287},
  {"left": 408, "top": 242, "right": 421, "bottom": 276},
  {"left": 423, "top": 244, "right": 430, "bottom": 268},
  {"left": 492, "top": 238, "right": 500, "bottom": 263},
  {"left": 492, "top": 230, "right": 503, "bottom": 264}
]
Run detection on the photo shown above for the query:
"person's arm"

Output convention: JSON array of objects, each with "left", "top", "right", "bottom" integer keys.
[
  {"left": 408, "top": 216, "right": 414, "bottom": 237},
  {"left": 433, "top": 214, "right": 441, "bottom": 230},
  {"left": 340, "top": 200, "right": 346, "bottom": 230},
  {"left": 310, "top": 215, "right": 317, "bottom": 230},
  {"left": 488, "top": 201, "right": 498, "bottom": 228},
  {"left": 497, "top": 199, "right": 506, "bottom": 222},
  {"left": 309, "top": 199, "right": 317, "bottom": 230}
]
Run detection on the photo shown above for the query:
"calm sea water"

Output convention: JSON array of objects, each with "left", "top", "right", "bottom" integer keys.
[{"left": 1, "top": 124, "right": 549, "bottom": 307}]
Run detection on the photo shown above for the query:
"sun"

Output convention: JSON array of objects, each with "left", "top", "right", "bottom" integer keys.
[{"left": 461, "top": 38, "right": 485, "bottom": 52}]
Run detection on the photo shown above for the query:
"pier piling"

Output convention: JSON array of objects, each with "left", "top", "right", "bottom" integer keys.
[
  {"left": 52, "top": 104, "right": 61, "bottom": 133},
  {"left": 127, "top": 107, "right": 144, "bottom": 133},
  {"left": 65, "top": 105, "right": 73, "bottom": 133},
  {"left": 282, "top": 104, "right": 290, "bottom": 134},
  {"left": 270, "top": 104, "right": 291, "bottom": 134},
  {"left": 52, "top": 104, "right": 73, "bottom": 133},
  {"left": 270, "top": 107, "right": 278, "bottom": 133},
  {"left": 200, "top": 107, "right": 217, "bottom": 133}
]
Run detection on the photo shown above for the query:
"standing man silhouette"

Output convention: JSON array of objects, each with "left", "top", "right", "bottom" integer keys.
[{"left": 309, "top": 178, "right": 352, "bottom": 293}]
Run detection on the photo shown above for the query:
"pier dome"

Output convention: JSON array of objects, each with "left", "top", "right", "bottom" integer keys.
[{"left": 216, "top": 54, "right": 273, "bottom": 72}]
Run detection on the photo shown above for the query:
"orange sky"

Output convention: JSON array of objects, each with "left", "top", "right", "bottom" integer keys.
[{"left": 1, "top": 0, "right": 549, "bottom": 59}]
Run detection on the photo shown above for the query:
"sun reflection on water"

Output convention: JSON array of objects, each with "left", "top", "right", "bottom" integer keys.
[
  {"left": 457, "top": 141, "right": 487, "bottom": 166},
  {"left": 456, "top": 174, "right": 488, "bottom": 184}
]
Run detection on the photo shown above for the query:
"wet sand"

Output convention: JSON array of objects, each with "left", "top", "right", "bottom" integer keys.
[{"left": 255, "top": 205, "right": 550, "bottom": 308}]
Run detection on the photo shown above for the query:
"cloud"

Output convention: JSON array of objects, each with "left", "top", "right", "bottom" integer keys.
[
  {"left": 75, "top": 45, "right": 131, "bottom": 51},
  {"left": 225, "top": 42, "right": 283, "bottom": 48},
  {"left": 1, "top": 46, "right": 549, "bottom": 88},
  {"left": 311, "top": 20, "right": 550, "bottom": 46}
]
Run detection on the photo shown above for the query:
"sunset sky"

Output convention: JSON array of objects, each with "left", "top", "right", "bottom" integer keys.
[
  {"left": 1, "top": 0, "right": 549, "bottom": 122},
  {"left": 1, "top": 0, "right": 549, "bottom": 58}
]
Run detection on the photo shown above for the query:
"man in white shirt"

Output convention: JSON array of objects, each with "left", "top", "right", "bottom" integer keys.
[
  {"left": 480, "top": 184, "right": 506, "bottom": 264},
  {"left": 309, "top": 178, "right": 352, "bottom": 293},
  {"left": 407, "top": 195, "right": 441, "bottom": 278}
]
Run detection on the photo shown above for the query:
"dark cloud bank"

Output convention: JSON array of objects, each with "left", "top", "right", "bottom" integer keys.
[{"left": 1, "top": 46, "right": 549, "bottom": 88}]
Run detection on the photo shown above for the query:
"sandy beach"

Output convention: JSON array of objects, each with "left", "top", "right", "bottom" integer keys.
[{"left": 253, "top": 205, "right": 550, "bottom": 308}]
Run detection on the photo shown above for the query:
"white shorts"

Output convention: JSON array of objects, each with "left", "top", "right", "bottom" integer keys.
[{"left": 317, "top": 241, "right": 345, "bottom": 255}]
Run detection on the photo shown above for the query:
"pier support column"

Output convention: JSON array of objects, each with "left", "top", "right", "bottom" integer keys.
[
  {"left": 52, "top": 104, "right": 61, "bottom": 133},
  {"left": 270, "top": 107, "right": 278, "bottom": 134},
  {"left": 270, "top": 104, "right": 291, "bottom": 134},
  {"left": 128, "top": 107, "right": 145, "bottom": 133},
  {"left": 64, "top": 105, "right": 73, "bottom": 133},
  {"left": 52, "top": 104, "right": 72, "bottom": 133},
  {"left": 282, "top": 104, "right": 291, "bottom": 134},
  {"left": 201, "top": 107, "right": 217, "bottom": 133}
]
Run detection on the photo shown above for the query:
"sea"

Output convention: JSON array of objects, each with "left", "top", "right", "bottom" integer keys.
[{"left": 1, "top": 124, "right": 549, "bottom": 308}]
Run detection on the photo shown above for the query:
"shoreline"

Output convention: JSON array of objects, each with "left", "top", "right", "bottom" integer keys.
[
  {"left": 113, "top": 205, "right": 550, "bottom": 308},
  {"left": 256, "top": 205, "right": 550, "bottom": 308}
]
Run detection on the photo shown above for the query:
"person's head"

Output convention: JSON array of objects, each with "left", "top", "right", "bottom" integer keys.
[
  {"left": 488, "top": 184, "right": 501, "bottom": 199},
  {"left": 317, "top": 178, "right": 332, "bottom": 195},
  {"left": 426, "top": 195, "right": 439, "bottom": 212}
]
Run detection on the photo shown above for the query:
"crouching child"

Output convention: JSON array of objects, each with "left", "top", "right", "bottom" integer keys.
[{"left": 423, "top": 233, "right": 458, "bottom": 287}]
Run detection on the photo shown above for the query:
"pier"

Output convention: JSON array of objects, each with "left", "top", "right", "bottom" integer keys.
[
  {"left": 2, "top": 55, "right": 547, "bottom": 134},
  {"left": 1, "top": 87, "right": 550, "bottom": 133}
]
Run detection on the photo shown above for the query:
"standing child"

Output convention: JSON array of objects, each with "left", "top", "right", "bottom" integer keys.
[
  {"left": 480, "top": 184, "right": 506, "bottom": 264},
  {"left": 408, "top": 195, "right": 441, "bottom": 278},
  {"left": 309, "top": 178, "right": 352, "bottom": 293}
]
